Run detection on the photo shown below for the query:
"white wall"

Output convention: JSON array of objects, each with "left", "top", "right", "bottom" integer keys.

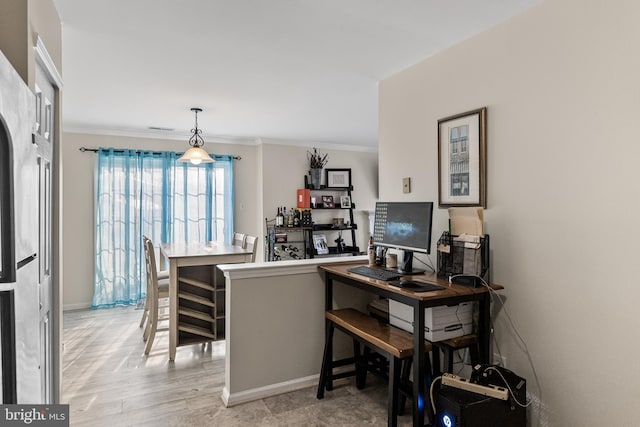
[
  {"left": 260, "top": 141, "right": 378, "bottom": 258},
  {"left": 61, "top": 133, "right": 378, "bottom": 309},
  {"left": 379, "top": 1, "right": 640, "bottom": 425},
  {"left": 220, "top": 256, "right": 373, "bottom": 406}
]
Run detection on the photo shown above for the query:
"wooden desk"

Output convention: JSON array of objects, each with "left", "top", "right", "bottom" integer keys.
[
  {"left": 318, "top": 262, "right": 503, "bottom": 427},
  {"left": 161, "top": 242, "right": 253, "bottom": 361}
]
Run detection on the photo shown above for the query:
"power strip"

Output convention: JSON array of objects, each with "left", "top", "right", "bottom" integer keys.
[{"left": 441, "top": 373, "right": 509, "bottom": 400}]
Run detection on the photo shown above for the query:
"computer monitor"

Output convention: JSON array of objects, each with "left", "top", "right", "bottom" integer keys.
[{"left": 373, "top": 201, "right": 434, "bottom": 274}]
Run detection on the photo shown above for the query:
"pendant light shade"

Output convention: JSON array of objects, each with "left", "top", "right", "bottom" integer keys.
[{"left": 178, "top": 107, "right": 215, "bottom": 165}]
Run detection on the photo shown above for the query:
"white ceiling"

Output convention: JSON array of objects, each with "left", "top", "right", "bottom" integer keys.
[{"left": 53, "top": 0, "right": 539, "bottom": 149}]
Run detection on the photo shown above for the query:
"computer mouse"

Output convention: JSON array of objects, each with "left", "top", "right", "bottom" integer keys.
[{"left": 397, "top": 279, "right": 416, "bottom": 288}]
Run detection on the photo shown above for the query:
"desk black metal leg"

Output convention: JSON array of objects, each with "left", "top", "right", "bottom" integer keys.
[
  {"left": 388, "top": 357, "right": 401, "bottom": 427},
  {"left": 478, "top": 293, "right": 491, "bottom": 363},
  {"left": 412, "top": 301, "right": 430, "bottom": 426},
  {"left": 325, "top": 274, "right": 333, "bottom": 311}
]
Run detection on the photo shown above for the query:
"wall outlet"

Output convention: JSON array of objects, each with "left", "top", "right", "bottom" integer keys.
[
  {"left": 402, "top": 177, "right": 411, "bottom": 193},
  {"left": 493, "top": 352, "right": 507, "bottom": 368}
]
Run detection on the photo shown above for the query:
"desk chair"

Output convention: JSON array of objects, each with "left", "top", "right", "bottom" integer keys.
[
  {"left": 245, "top": 235, "right": 258, "bottom": 262},
  {"left": 142, "top": 236, "right": 169, "bottom": 354}
]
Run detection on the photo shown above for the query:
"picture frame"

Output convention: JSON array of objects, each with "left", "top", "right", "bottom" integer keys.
[
  {"left": 313, "top": 234, "right": 329, "bottom": 255},
  {"left": 325, "top": 168, "right": 352, "bottom": 188},
  {"left": 437, "top": 107, "right": 487, "bottom": 208},
  {"left": 340, "top": 195, "right": 351, "bottom": 208},
  {"left": 322, "top": 195, "right": 334, "bottom": 208}
]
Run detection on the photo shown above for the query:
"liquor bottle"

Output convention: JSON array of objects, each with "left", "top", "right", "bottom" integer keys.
[
  {"left": 287, "top": 207, "right": 294, "bottom": 227},
  {"left": 293, "top": 209, "right": 300, "bottom": 227},
  {"left": 368, "top": 236, "right": 375, "bottom": 266}
]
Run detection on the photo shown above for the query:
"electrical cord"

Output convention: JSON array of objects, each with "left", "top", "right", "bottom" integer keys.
[
  {"left": 452, "top": 302, "right": 467, "bottom": 374},
  {"left": 430, "top": 375, "right": 443, "bottom": 414},
  {"left": 449, "top": 274, "right": 541, "bottom": 409},
  {"left": 483, "top": 366, "right": 531, "bottom": 408}
]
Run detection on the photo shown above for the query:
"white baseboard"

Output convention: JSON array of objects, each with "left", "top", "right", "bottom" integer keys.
[
  {"left": 221, "top": 374, "right": 319, "bottom": 407},
  {"left": 63, "top": 302, "right": 92, "bottom": 311}
]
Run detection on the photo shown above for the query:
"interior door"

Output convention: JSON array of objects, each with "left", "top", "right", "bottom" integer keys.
[{"left": 35, "top": 61, "right": 55, "bottom": 404}]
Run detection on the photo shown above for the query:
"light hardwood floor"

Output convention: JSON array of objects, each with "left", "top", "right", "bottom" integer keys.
[{"left": 63, "top": 306, "right": 414, "bottom": 426}]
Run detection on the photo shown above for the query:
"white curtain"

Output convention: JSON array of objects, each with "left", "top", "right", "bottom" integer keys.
[{"left": 92, "top": 148, "right": 234, "bottom": 308}]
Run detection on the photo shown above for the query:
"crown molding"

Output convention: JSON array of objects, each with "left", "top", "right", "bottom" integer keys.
[
  {"left": 63, "top": 125, "right": 260, "bottom": 146},
  {"left": 63, "top": 124, "right": 378, "bottom": 152},
  {"left": 257, "top": 137, "right": 378, "bottom": 153}
]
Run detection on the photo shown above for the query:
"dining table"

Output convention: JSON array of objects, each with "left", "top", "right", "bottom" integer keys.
[{"left": 160, "top": 241, "right": 253, "bottom": 360}]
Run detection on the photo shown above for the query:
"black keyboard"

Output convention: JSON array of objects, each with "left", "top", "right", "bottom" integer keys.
[{"left": 347, "top": 265, "right": 402, "bottom": 281}]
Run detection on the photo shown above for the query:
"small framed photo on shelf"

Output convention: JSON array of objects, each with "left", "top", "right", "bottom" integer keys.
[
  {"left": 340, "top": 195, "right": 351, "bottom": 208},
  {"left": 313, "top": 234, "right": 329, "bottom": 255},
  {"left": 325, "top": 168, "right": 352, "bottom": 188},
  {"left": 322, "top": 195, "right": 334, "bottom": 208}
]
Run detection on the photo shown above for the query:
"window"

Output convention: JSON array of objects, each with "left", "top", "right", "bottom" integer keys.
[{"left": 92, "top": 148, "right": 234, "bottom": 308}]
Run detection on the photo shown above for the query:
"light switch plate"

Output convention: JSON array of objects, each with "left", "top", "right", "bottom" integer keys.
[{"left": 402, "top": 177, "right": 411, "bottom": 193}]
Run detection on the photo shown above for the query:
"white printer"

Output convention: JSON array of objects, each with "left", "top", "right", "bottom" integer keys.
[{"left": 389, "top": 300, "right": 474, "bottom": 342}]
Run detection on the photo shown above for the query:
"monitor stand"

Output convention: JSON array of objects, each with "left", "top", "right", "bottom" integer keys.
[{"left": 385, "top": 251, "right": 425, "bottom": 275}]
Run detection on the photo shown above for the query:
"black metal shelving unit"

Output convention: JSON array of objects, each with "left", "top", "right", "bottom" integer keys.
[{"left": 265, "top": 181, "right": 360, "bottom": 261}]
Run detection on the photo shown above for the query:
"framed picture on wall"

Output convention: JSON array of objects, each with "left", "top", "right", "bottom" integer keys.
[
  {"left": 322, "top": 195, "right": 334, "bottom": 208},
  {"left": 325, "top": 168, "right": 352, "bottom": 188},
  {"left": 437, "top": 107, "right": 487, "bottom": 208}
]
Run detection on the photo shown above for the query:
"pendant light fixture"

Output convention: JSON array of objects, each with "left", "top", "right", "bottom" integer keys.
[{"left": 178, "top": 107, "right": 215, "bottom": 165}]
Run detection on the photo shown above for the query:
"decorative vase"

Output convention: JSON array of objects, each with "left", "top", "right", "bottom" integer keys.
[{"left": 309, "top": 168, "right": 322, "bottom": 189}]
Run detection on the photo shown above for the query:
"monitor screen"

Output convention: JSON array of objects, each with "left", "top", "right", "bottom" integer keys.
[{"left": 373, "top": 202, "right": 434, "bottom": 255}]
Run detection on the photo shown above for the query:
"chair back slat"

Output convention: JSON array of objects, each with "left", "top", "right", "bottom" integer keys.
[{"left": 245, "top": 235, "right": 258, "bottom": 262}]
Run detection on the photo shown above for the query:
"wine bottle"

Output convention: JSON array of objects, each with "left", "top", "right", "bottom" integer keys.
[
  {"left": 281, "top": 245, "right": 300, "bottom": 259},
  {"left": 276, "top": 207, "right": 284, "bottom": 227}
]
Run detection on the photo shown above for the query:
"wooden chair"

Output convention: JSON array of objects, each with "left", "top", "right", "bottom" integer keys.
[
  {"left": 139, "top": 237, "right": 169, "bottom": 329},
  {"left": 142, "top": 236, "right": 169, "bottom": 354},
  {"left": 244, "top": 235, "right": 258, "bottom": 262},
  {"left": 232, "top": 232, "right": 247, "bottom": 248}
]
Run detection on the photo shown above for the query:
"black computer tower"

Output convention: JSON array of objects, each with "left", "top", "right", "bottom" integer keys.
[{"left": 434, "top": 366, "right": 526, "bottom": 427}]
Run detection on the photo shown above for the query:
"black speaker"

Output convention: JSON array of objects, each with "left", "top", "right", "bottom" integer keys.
[{"left": 434, "top": 366, "right": 526, "bottom": 427}]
